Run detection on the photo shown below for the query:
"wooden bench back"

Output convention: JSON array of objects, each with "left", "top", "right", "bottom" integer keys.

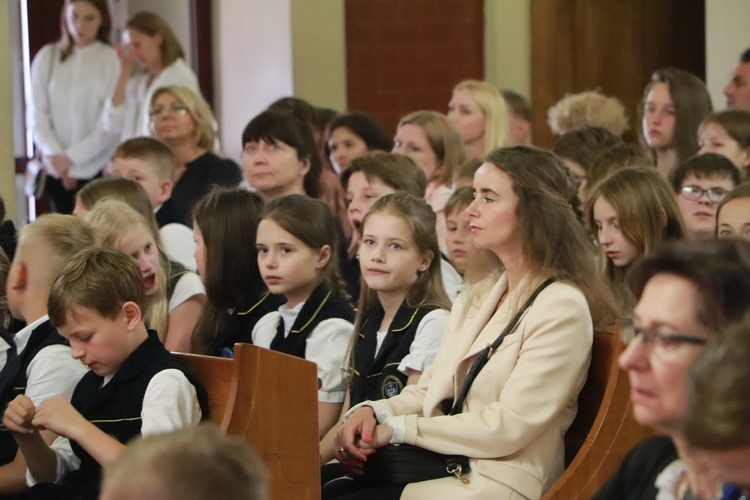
[
  {"left": 177, "top": 344, "right": 321, "bottom": 500},
  {"left": 543, "top": 330, "right": 654, "bottom": 499}
]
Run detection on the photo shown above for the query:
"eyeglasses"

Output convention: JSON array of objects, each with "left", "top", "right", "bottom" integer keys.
[
  {"left": 148, "top": 104, "right": 188, "bottom": 118},
  {"left": 618, "top": 318, "right": 708, "bottom": 350},
  {"left": 679, "top": 185, "right": 728, "bottom": 203}
]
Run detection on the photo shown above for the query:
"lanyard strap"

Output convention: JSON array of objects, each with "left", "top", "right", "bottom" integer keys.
[{"left": 450, "top": 279, "right": 554, "bottom": 416}]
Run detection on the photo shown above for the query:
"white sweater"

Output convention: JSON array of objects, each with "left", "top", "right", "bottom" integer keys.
[{"left": 28, "top": 42, "right": 120, "bottom": 179}]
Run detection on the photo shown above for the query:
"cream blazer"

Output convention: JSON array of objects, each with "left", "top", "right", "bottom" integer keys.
[{"left": 377, "top": 274, "right": 593, "bottom": 499}]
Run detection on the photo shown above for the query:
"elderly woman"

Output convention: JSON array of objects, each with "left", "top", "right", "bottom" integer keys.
[
  {"left": 326, "top": 146, "right": 616, "bottom": 499},
  {"left": 595, "top": 239, "right": 750, "bottom": 499}
]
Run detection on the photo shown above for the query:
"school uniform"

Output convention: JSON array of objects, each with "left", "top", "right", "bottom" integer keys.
[
  {"left": 253, "top": 284, "right": 354, "bottom": 403},
  {"left": 212, "top": 291, "right": 285, "bottom": 358},
  {"left": 26, "top": 330, "right": 205, "bottom": 500},
  {"left": 154, "top": 198, "right": 188, "bottom": 228},
  {"left": 0, "top": 317, "right": 87, "bottom": 466},
  {"left": 350, "top": 303, "right": 448, "bottom": 407}
]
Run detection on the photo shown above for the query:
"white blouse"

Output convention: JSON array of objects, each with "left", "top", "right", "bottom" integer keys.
[{"left": 28, "top": 42, "right": 120, "bottom": 179}]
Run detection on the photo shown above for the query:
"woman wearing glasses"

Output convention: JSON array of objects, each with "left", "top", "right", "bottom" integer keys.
[
  {"left": 671, "top": 153, "right": 740, "bottom": 241},
  {"left": 149, "top": 86, "right": 241, "bottom": 220},
  {"left": 595, "top": 239, "right": 750, "bottom": 499},
  {"left": 586, "top": 167, "right": 687, "bottom": 314}
]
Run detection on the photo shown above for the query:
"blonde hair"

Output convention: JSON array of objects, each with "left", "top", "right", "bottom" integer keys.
[
  {"left": 151, "top": 86, "right": 217, "bottom": 152},
  {"left": 453, "top": 80, "right": 510, "bottom": 152},
  {"left": 398, "top": 111, "right": 465, "bottom": 186},
  {"left": 17, "top": 214, "right": 96, "bottom": 290},
  {"left": 102, "top": 424, "right": 268, "bottom": 500},
  {"left": 85, "top": 200, "right": 168, "bottom": 338},
  {"left": 76, "top": 177, "right": 162, "bottom": 245},
  {"left": 113, "top": 136, "right": 176, "bottom": 181},
  {"left": 548, "top": 90, "right": 629, "bottom": 136},
  {"left": 585, "top": 167, "right": 688, "bottom": 313}
]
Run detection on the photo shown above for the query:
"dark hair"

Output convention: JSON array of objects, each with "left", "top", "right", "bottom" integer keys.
[
  {"left": 501, "top": 89, "right": 532, "bottom": 121},
  {"left": 716, "top": 181, "right": 750, "bottom": 237},
  {"left": 191, "top": 187, "right": 265, "bottom": 354},
  {"left": 260, "top": 195, "right": 347, "bottom": 300},
  {"left": 341, "top": 152, "right": 426, "bottom": 198},
  {"left": 324, "top": 113, "right": 393, "bottom": 158},
  {"left": 481, "top": 146, "right": 617, "bottom": 328},
  {"left": 552, "top": 126, "right": 623, "bottom": 173},
  {"left": 58, "top": 0, "right": 112, "bottom": 62},
  {"left": 126, "top": 12, "right": 185, "bottom": 68},
  {"left": 48, "top": 247, "right": 148, "bottom": 328},
  {"left": 741, "top": 47, "right": 750, "bottom": 64},
  {"left": 241, "top": 110, "right": 321, "bottom": 198},
  {"left": 671, "top": 153, "right": 741, "bottom": 192},
  {"left": 639, "top": 68, "right": 713, "bottom": 165},
  {"left": 267, "top": 97, "right": 317, "bottom": 131},
  {"left": 628, "top": 239, "right": 750, "bottom": 332}
]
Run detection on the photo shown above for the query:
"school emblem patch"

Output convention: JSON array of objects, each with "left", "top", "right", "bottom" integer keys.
[{"left": 381, "top": 375, "right": 403, "bottom": 398}]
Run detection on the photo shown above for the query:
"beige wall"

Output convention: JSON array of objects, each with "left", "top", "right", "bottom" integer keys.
[
  {"left": 0, "top": 3, "right": 15, "bottom": 220},
  {"left": 484, "top": 0, "right": 531, "bottom": 99},
  {"left": 705, "top": 0, "right": 750, "bottom": 110},
  {"left": 291, "top": 0, "right": 347, "bottom": 111}
]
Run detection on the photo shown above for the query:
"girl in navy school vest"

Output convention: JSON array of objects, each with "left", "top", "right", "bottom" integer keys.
[
  {"left": 319, "top": 192, "right": 451, "bottom": 464},
  {"left": 252, "top": 195, "right": 355, "bottom": 439}
]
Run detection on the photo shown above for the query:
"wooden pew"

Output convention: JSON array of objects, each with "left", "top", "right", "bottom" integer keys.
[
  {"left": 542, "top": 330, "right": 654, "bottom": 499},
  {"left": 177, "top": 343, "right": 321, "bottom": 500}
]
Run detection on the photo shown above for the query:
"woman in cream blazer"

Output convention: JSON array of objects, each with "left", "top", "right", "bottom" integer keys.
[{"left": 329, "top": 146, "right": 616, "bottom": 499}]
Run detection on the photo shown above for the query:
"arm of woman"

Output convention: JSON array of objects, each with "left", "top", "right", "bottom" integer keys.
[
  {"left": 392, "top": 287, "right": 593, "bottom": 459},
  {"left": 165, "top": 295, "right": 205, "bottom": 353}
]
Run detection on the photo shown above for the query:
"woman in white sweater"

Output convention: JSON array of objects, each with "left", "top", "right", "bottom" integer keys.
[
  {"left": 28, "top": 0, "right": 119, "bottom": 213},
  {"left": 105, "top": 11, "right": 200, "bottom": 141}
]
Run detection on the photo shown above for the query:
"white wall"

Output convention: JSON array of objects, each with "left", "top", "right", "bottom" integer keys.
[
  {"left": 705, "top": 0, "right": 750, "bottom": 109},
  {"left": 213, "top": 0, "right": 294, "bottom": 164}
]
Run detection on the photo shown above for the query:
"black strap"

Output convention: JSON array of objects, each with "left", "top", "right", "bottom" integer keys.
[
  {"left": 0, "top": 326, "right": 19, "bottom": 397},
  {"left": 449, "top": 279, "right": 554, "bottom": 415}
]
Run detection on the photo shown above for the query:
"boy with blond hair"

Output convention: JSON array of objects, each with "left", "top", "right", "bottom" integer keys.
[
  {"left": 0, "top": 215, "right": 94, "bottom": 495},
  {"left": 3, "top": 248, "right": 205, "bottom": 499},
  {"left": 101, "top": 424, "right": 268, "bottom": 500}
]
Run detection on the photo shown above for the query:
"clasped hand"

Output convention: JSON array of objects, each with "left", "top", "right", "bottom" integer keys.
[
  {"left": 3, "top": 395, "right": 87, "bottom": 440},
  {"left": 333, "top": 406, "right": 393, "bottom": 476}
]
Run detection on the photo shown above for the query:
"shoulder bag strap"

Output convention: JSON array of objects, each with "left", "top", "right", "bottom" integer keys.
[{"left": 449, "top": 278, "right": 554, "bottom": 415}]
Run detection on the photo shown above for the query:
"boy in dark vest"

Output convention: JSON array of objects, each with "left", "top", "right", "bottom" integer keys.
[
  {"left": 0, "top": 215, "right": 94, "bottom": 495},
  {"left": 3, "top": 248, "right": 206, "bottom": 500}
]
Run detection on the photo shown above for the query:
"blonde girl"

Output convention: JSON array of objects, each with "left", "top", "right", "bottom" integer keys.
[
  {"left": 85, "top": 199, "right": 205, "bottom": 352},
  {"left": 448, "top": 80, "right": 510, "bottom": 160},
  {"left": 320, "top": 192, "right": 451, "bottom": 464},
  {"left": 586, "top": 167, "right": 687, "bottom": 313},
  {"left": 253, "top": 195, "right": 355, "bottom": 439},
  {"left": 393, "top": 111, "right": 464, "bottom": 254}
]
